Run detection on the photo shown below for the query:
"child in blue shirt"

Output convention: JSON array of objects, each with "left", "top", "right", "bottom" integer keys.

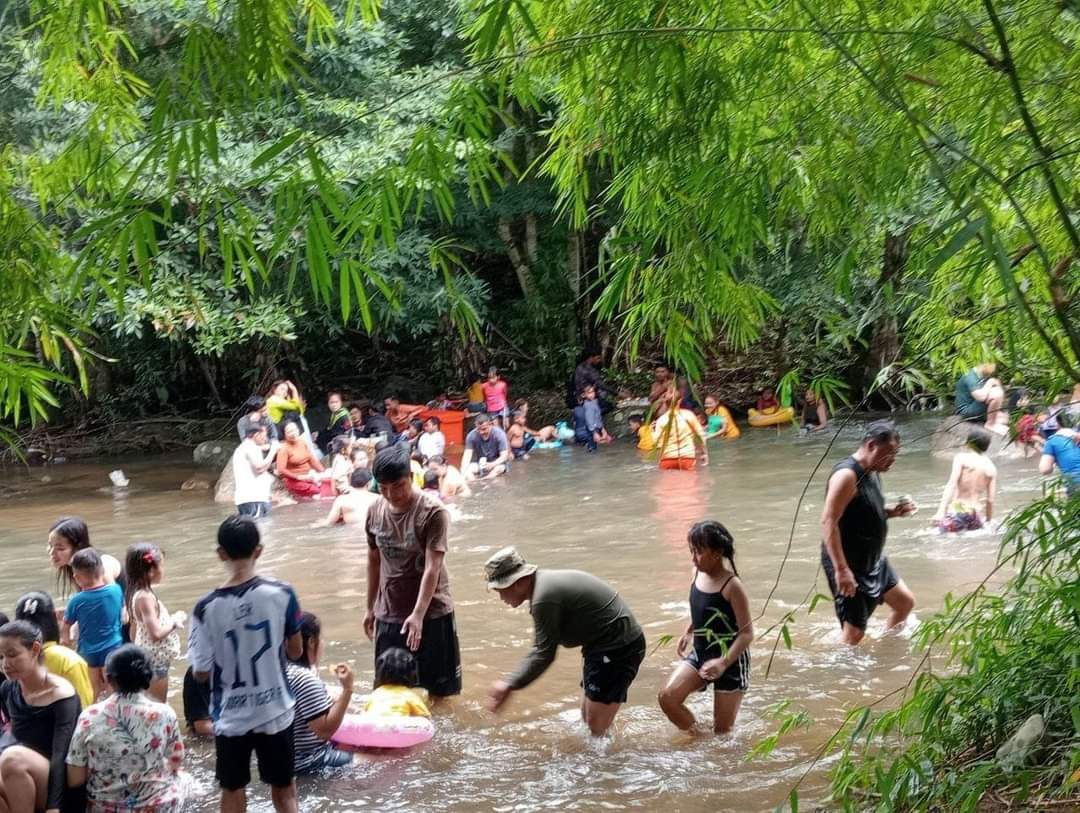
[{"left": 61, "top": 547, "right": 124, "bottom": 699}]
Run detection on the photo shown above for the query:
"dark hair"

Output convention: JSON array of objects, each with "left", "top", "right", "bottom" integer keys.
[
  {"left": 124, "top": 543, "right": 163, "bottom": 620},
  {"left": 373, "top": 439, "right": 390, "bottom": 453},
  {"left": 374, "top": 647, "right": 419, "bottom": 689},
  {"left": 428, "top": 455, "right": 446, "bottom": 466},
  {"left": 966, "top": 427, "right": 992, "bottom": 453},
  {"left": 354, "top": 398, "right": 374, "bottom": 416},
  {"left": 282, "top": 419, "right": 303, "bottom": 435},
  {"left": 350, "top": 467, "right": 373, "bottom": 489},
  {"left": 104, "top": 645, "right": 154, "bottom": 693},
  {"left": 1058, "top": 410, "right": 1075, "bottom": 430},
  {"left": 422, "top": 471, "right": 440, "bottom": 490},
  {"left": 474, "top": 413, "right": 493, "bottom": 426},
  {"left": 327, "top": 391, "right": 343, "bottom": 400},
  {"left": 217, "top": 515, "right": 261, "bottom": 559},
  {"left": 268, "top": 379, "right": 289, "bottom": 396},
  {"left": 487, "top": 367, "right": 498, "bottom": 377},
  {"left": 511, "top": 410, "right": 525, "bottom": 420},
  {"left": 0, "top": 620, "right": 44, "bottom": 656},
  {"left": 863, "top": 420, "right": 900, "bottom": 445},
  {"left": 409, "top": 418, "right": 424, "bottom": 432},
  {"left": 329, "top": 435, "right": 351, "bottom": 457},
  {"left": 628, "top": 413, "right": 644, "bottom": 424},
  {"left": 424, "top": 416, "right": 441, "bottom": 428},
  {"left": 512, "top": 398, "right": 528, "bottom": 410},
  {"left": 242, "top": 395, "right": 266, "bottom": 413},
  {"left": 687, "top": 520, "right": 738, "bottom": 576},
  {"left": 372, "top": 442, "right": 411, "bottom": 484},
  {"left": 71, "top": 547, "right": 103, "bottom": 575},
  {"left": 49, "top": 516, "right": 91, "bottom": 595},
  {"left": 468, "top": 372, "right": 482, "bottom": 384},
  {"left": 0, "top": 612, "right": 7, "bottom": 627},
  {"left": 14, "top": 592, "right": 60, "bottom": 643},
  {"left": 244, "top": 425, "right": 265, "bottom": 439},
  {"left": 292, "top": 611, "right": 321, "bottom": 668}
]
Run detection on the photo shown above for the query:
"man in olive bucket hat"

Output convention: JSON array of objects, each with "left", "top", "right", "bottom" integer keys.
[{"left": 485, "top": 547, "right": 646, "bottom": 736}]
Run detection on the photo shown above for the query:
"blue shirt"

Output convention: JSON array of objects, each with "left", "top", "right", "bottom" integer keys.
[
  {"left": 1044, "top": 432, "right": 1080, "bottom": 485},
  {"left": 64, "top": 583, "right": 123, "bottom": 657},
  {"left": 582, "top": 399, "right": 603, "bottom": 432},
  {"left": 188, "top": 576, "right": 302, "bottom": 737}
]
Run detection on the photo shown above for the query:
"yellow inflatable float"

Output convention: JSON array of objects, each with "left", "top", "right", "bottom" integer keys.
[{"left": 747, "top": 406, "right": 795, "bottom": 427}]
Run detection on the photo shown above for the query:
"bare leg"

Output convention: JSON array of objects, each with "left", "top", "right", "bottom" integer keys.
[
  {"left": 270, "top": 782, "right": 298, "bottom": 813},
  {"left": 658, "top": 662, "right": 706, "bottom": 730},
  {"left": 712, "top": 691, "right": 744, "bottom": 734},
  {"left": 89, "top": 666, "right": 105, "bottom": 700},
  {"left": 221, "top": 788, "right": 247, "bottom": 813},
  {"left": 981, "top": 380, "right": 1008, "bottom": 435},
  {"left": 882, "top": 580, "right": 915, "bottom": 630},
  {"left": 148, "top": 676, "right": 169, "bottom": 703},
  {"left": 581, "top": 697, "right": 621, "bottom": 737},
  {"left": 0, "top": 746, "right": 49, "bottom": 813},
  {"left": 840, "top": 623, "right": 866, "bottom": 646}
]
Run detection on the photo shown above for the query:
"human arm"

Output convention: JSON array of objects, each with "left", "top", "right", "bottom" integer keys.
[
  {"left": 363, "top": 528, "right": 381, "bottom": 640},
  {"left": 503, "top": 602, "right": 561, "bottom": 692},
  {"left": 688, "top": 415, "right": 709, "bottom": 464},
  {"left": 933, "top": 457, "right": 962, "bottom": 520},
  {"left": 317, "top": 497, "right": 345, "bottom": 527},
  {"left": 985, "top": 468, "right": 996, "bottom": 522},
  {"left": 815, "top": 400, "right": 829, "bottom": 430},
  {"left": 401, "top": 509, "right": 450, "bottom": 650},
  {"left": 698, "top": 579, "right": 754, "bottom": 680},
  {"left": 675, "top": 618, "right": 694, "bottom": 658},
  {"left": 275, "top": 446, "right": 292, "bottom": 479},
  {"left": 248, "top": 444, "right": 274, "bottom": 475},
  {"left": 820, "top": 469, "right": 858, "bottom": 597},
  {"left": 1038, "top": 450, "right": 1055, "bottom": 475},
  {"left": 490, "top": 430, "right": 511, "bottom": 467},
  {"left": 47, "top": 694, "right": 80, "bottom": 810},
  {"left": 132, "top": 591, "right": 178, "bottom": 643},
  {"left": 187, "top": 610, "right": 212, "bottom": 683},
  {"left": 460, "top": 440, "right": 475, "bottom": 480},
  {"left": 308, "top": 664, "right": 354, "bottom": 741}
]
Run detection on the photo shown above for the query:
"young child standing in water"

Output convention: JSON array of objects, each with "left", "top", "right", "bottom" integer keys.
[
  {"left": 658, "top": 521, "right": 752, "bottom": 734},
  {"left": 61, "top": 548, "right": 124, "bottom": 699},
  {"left": 125, "top": 543, "right": 186, "bottom": 701}
]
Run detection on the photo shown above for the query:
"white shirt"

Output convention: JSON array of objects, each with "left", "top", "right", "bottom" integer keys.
[
  {"left": 232, "top": 440, "right": 274, "bottom": 505},
  {"left": 417, "top": 430, "right": 446, "bottom": 459}
]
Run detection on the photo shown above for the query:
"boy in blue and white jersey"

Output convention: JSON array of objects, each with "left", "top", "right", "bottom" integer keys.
[{"left": 188, "top": 515, "right": 304, "bottom": 813}]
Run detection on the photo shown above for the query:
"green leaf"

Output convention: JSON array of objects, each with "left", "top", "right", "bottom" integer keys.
[{"left": 251, "top": 132, "right": 303, "bottom": 170}]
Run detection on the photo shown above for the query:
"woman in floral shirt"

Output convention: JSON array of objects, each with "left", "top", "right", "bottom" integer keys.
[{"left": 66, "top": 645, "right": 193, "bottom": 812}]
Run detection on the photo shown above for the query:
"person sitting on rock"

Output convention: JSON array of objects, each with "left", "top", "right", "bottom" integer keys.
[
  {"left": 275, "top": 420, "right": 331, "bottom": 500},
  {"left": 954, "top": 362, "right": 1007, "bottom": 435}
]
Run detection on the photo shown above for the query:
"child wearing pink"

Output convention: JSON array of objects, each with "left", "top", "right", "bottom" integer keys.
[{"left": 483, "top": 369, "right": 510, "bottom": 426}]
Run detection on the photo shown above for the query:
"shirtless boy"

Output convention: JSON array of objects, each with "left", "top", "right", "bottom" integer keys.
[
  {"left": 314, "top": 468, "right": 379, "bottom": 526},
  {"left": 932, "top": 427, "right": 997, "bottom": 533}
]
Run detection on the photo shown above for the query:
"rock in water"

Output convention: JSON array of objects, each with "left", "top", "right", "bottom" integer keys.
[
  {"left": 996, "top": 713, "right": 1044, "bottom": 770},
  {"left": 214, "top": 459, "right": 236, "bottom": 504},
  {"left": 193, "top": 440, "right": 236, "bottom": 469},
  {"left": 181, "top": 478, "right": 211, "bottom": 491},
  {"left": 109, "top": 470, "right": 130, "bottom": 487}
]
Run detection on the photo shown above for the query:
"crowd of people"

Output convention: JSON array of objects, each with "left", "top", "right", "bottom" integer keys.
[{"left": 1, "top": 356, "right": 1078, "bottom": 813}]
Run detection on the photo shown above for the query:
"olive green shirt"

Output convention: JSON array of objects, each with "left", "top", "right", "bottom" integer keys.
[{"left": 506, "top": 569, "right": 642, "bottom": 690}]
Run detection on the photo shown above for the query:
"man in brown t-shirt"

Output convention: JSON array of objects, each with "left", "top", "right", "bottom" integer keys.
[{"left": 364, "top": 442, "right": 461, "bottom": 697}]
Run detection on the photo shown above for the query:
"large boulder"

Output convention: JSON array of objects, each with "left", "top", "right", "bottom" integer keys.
[
  {"left": 194, "top": 440, "right": 236, "bottom": 469},
  {"left": 213, "top": 458, "right": 289, "bottom": 505}
]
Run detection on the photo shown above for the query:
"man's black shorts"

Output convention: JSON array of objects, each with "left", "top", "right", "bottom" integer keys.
[
  {"left": 375, "top": 612, "right": 462, "bottom": 697},
  {"left": 821, "top": 550, "right": 900, "bottom": 631},
  {"left": 215, "top": 725, "right": 295, "bottom": 791},
  {"left": 581, "top": 633, "right": 647, "bottom": 704},
  {"left": 182, "top": 667, "right": 211, "bottom": 729}
]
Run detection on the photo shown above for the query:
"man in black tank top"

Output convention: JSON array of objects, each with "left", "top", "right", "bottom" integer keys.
[{"left": 820, "top": 421, "right": 917, "bottom": 645}]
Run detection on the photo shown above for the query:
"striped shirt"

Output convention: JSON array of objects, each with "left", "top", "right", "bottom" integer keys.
[{"left": 286, "top": 664, "right": 333, "bottom": 772}]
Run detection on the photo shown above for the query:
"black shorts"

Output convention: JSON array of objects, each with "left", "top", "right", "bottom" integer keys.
[
  {"left": 685, "top": 648, "right": 750, "bottom": 693},
  {"left": 375, "top": 612, "right": 462, "bottom": 697},
  {"left": 183, "top": 667, "right": 211, "bottom": 728},
  {"left": 581, "top": 633, "right": 646, "bottom": 704},
  {"left": 215, "top": 725, "right": 295, "bottom": 790},
  {"left": 821, "top": 549, "right": 900, "bottom": 631}
]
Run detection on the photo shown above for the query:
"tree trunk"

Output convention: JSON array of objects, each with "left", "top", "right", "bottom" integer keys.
[
  {"left": 865, "top": 227, "right": 912, "bottom": 394},
  {"left": 497, "top": 219, "right": 535, "bottom": 301}
]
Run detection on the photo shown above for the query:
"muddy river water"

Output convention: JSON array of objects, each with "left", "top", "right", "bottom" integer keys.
[{"left": 0, "top": 416, "right": 1046, "bottom": 811}]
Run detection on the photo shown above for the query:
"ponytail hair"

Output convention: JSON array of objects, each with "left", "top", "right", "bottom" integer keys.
[
  {"left": 105, "top": 645, "right": 154, "bottom": 694},
  {"left": 687, "top": 520, "right": 738, "bottom": 576},
  {"left": 14, "top": 591, "right": 60, "bottom": 644}
]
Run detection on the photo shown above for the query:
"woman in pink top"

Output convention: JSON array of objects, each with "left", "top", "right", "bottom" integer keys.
[{"left": 482, "top": 367, "right": 510, "bottom": 427}]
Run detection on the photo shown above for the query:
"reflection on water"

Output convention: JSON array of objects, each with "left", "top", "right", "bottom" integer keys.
[{"left": 0, "top": 417, "right": 1035, "bottom": 811}]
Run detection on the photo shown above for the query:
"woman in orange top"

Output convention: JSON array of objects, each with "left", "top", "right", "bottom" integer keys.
[
  {"left": 652, "top": 387, "right": 709, "bottom": 470},
  {"left": 276, "top": 421, "right": 330, "bottom": 498}
]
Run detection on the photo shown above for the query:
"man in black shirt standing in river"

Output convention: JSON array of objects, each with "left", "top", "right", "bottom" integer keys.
[{"left": 820, "top": 421, "right": 918, "bottom": 645}]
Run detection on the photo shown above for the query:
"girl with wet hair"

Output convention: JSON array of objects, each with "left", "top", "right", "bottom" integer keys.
[
  {"left": 658, "top": 520, "right": 753, "bottom": 734},
  {"left": 46, "top": 517, "right": 123, "bottom": 597},
  {"left": 14, "top": 591, "right": 94, "bottom": 709},
  {"left": 285, "top": 612, "right": 355, "bottom": 774},
  {"left": 67, "top": 644, "right": 192, "bottom": 811},
  {"left": 124, "top": 544, "right": 185, "bottom": 702},
  {"left": 0, "top": 620, "right": 80, "bottom": 813}
]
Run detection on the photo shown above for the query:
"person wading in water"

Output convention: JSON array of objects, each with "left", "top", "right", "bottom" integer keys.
[{"left": 820, "top": 420, "right": 917, "bottom": 645}]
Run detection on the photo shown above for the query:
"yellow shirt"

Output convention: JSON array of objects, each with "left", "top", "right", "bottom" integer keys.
[
  {"left": 653, "top": 409, "right": 704, "bottom": 459},
  {"left": 411, "top": 459, "right": 425, "bottom": 488},
  {"left": 362, "top": 685, "right": 431, "bottom": 718},
  {"left": 467, "top": 382, "right": 484, "bottom": 403},
  {"left": 637, "top": 423, "right": 655, "bottom": 451},
  {"left": 43, "top": 642, "right": 94, "bottom": 708}
]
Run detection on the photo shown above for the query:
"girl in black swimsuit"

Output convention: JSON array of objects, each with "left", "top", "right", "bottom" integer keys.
[{"left": 658, "top": 521, "right": 753, "bottom": 734}]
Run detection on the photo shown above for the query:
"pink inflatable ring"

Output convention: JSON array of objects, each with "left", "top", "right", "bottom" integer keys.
[{"left": 331, "top": 713, "right": 434, "bottom": 749}]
